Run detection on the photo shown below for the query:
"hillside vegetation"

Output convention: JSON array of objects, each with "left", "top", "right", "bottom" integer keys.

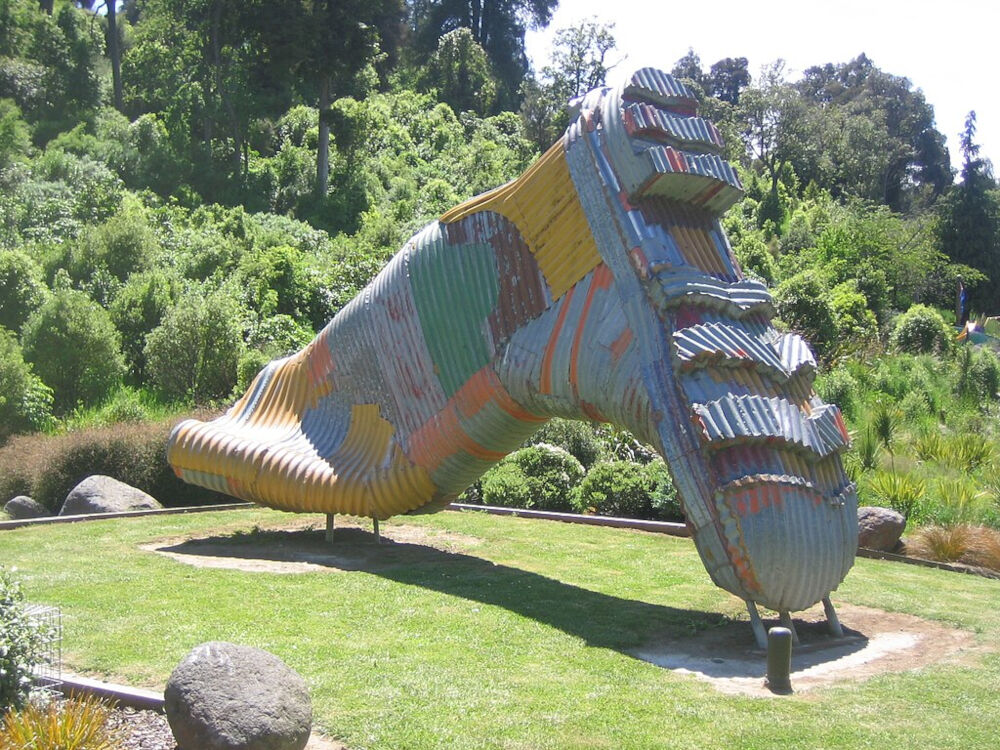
[{"left": 1, "top": 0, "right": 999, "bottom": 539}]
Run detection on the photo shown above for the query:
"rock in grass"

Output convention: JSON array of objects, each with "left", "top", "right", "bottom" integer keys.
[
  {"left": 59, "top": 475, "right": 163, "bottom": 516},
  {"left": 165, "top": 641, "right": 312, "bottom": 750},
  {"left": 4, "top": 495, "right": 48, "bottom": 519},
  {"left": 858, "top": 506, "right": 906, "bottom": 551}
]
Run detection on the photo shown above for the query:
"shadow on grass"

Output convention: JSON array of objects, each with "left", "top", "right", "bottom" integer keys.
[
  {"left": 157, "top": 525, "right": 874, "bottom": 677},
  {"left": 157, "top": 526, "right": 733, "bottom": 654}
]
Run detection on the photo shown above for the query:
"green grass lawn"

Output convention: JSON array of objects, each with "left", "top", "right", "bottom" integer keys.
[{"left": 2, "top": 508, "right": 999, "bottom": 749}]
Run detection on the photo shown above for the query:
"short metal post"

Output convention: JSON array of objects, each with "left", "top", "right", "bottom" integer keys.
[
  {"left": 779, "top": 610, "right": 799, "bottom": 645},
  {"left": 823, "top": 596, "right": 844, "bottom": 638},
  {"left": 373, "top": 517, "right": 381, "bottom": 544},
  {"left": 746, "top": 600, "right": 768, "bottom": 650},
  {"left": 325, "top": 514, "right": 335, "bottom": 543},
  {"left": 765, "top": 626, "right": 793, "bottom": 693}
]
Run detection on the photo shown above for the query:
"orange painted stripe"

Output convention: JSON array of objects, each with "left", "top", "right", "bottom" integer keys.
[
  {"left": 610, "top": 327, "right": 634, "bottom": 361},
  {"left": 569, "top": 266, "right": 613, "bottom": 395},
  {"left": 540, "top": 286, "right": 575, "bottom": 395}
]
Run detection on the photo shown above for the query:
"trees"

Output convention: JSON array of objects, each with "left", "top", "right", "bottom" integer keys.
[
  {"left": 408, "top": 0, "right": 557, "bottom": 110},
  {"left": 738, "top": 62, "right": 807, "bottom": 227},
  {"left": 420, "top": 27, "right": 497, "bottom": 115},
  {"left": 936, "top": 112, "right": 1000, "bottom": 313},
  {"left": 520, "top": 18, "right": 616, "bottom": 150},
  {"left": 708, "top": 57, "right": 750, "bottom": 105},
  {"left": 797, "top": 55, "right": 951, "bottom": 210},
  {"left": 21, "top": 287, "right": 125, "bottom": 414},
  {"left": 144, "top": 288, "right": 244, "bottom": 401}
]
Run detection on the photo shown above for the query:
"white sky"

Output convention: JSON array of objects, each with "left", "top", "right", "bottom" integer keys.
[{"left": 525, "top": 0, "right": 1000, "bottom": 176}]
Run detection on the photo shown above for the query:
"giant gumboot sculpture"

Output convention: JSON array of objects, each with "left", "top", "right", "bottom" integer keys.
[{"left": 168, "top": 69, "right": 858, "bottom": 644}]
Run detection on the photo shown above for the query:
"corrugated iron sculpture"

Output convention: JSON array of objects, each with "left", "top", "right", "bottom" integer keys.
[{"left": 168, "top": 69, "right": 857, "bottom": 643}]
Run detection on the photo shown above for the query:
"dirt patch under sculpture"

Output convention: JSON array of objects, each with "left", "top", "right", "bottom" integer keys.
[{"left": 145, "top": 519, "right": 988, "bottom": 697}]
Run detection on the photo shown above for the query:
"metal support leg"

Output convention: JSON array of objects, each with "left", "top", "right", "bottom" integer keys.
[
  {"left": 325, "top": 514, "right": 335, "bottom": 543},
  {"left": 373, "top": 517, "right": 381, "bottom": 544},
  {"left": 746, "top": 600, "right": 768, "bottom": 650},
  {"left": 779, "top": 611, "right": 800, "bottom": 645},
  {"left": 823, "top": 596, "right": 844, "bottom": 638}
]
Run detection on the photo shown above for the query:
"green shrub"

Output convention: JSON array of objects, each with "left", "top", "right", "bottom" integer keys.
[
  {"left": 20, "top": 288, "right": 124, "bottom": 415},
  {"left": 732, "top": 234, "right": 776, "bottom": 285},
  {"left": 890, "top": 304, "right": 953, "bottom": 356},
  {"left": 577, "top": 461, "right": 652, "bottom": 518},
  {"left": 773, "top": 270, "right": 837, "bottom": 359},
  {"left": 645, "top": 460, "right": 682, "bottom": 520},
  {"left": 0, "top": 567, "right": 57, "bottom": 711},
  {"left": 523, "top": 419, "right": 606, "bottom": 470},
  {"left": 145, "top": 289, "right": 245, "bottom": 402},
  {"left": 69, "top": 198, "right": 160, "bottom": 283},
  {"left": 968, "top": 347, "right": 1000, "bottom": 400},
  {"left": 109, "top": 269, "right": 181, "bottom": 383},
  {"left": 830, "top": 280, "right": 878, "bottom": 353},
  {"left": 0, "top": 328, "right": 54, "bottom": 442},
  {"left": 0, "top": 249, "right": 47, "bottom": 332},
  {"left": 576, "top": 459, "right": 681, "bottom": 520},
  {"left": 942, "top": 434, "right": 994, "bottom": 472},
  {"left": 815, "top": 365, "right": 859, "bottom": 420},
  {"left": 479, "top": 444, "right": 585, "bottom": 512},
  {"left": 235, "top": 349, "right": 272, "bottom": 395}
]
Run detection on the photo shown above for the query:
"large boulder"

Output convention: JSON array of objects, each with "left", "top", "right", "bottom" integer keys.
[
  {"left": 4, "top": 495, "right": 48, "bottom": 519},
  {"left": 165, "top": 641, "right": 312, "bottom": 750},
  {"left": 59, "top": 475, "right": 162, "bottom": 516},
  {"left": 858, "top": 506, "right": 906, "bottom": 551}
]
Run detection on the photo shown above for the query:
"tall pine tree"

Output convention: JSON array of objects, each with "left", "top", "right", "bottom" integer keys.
[{"left": 937, "top": 112, "right": 1000, "bottom": 314}]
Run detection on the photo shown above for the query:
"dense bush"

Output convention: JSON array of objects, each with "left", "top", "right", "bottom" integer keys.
[
  {"left": 20, "top": 287, "right": 125, "bottom": 414},
  {"left": 522, "top": 419, "right": 606, "bottom": 470},
  {"left": 576, "top": 459, "right": 681, "bottom": 520},
  {"left": 479, "top": 444, "right": 585, "bottom": 512},
  {"left": 0, "top": 328, "right": 53, "bottom": 442},
  {"left": 732, "top": 234, "right": 776, "bottom": 284},
  {"left": 815, "top": 365, "right": 859, "bottom": 419},
  {"left": 0, "top": 249, "right": 47, "bottom": 331},
  {"left": 0, "top": 567, "right": 56, "bottom": 711},
  {"left": 144, "top": 289, "right": 244, "bottom": 402},
  {"left": 773, "top": 270, "right": 837, "bottom": 359},
  {"left": 890, "top": 304, "right": 953, "bottom": 355},
  {"left": 109, "top": 269, "right": 181, "bottom": 382}
]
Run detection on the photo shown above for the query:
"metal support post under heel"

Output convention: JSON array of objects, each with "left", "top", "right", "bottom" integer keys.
[
  {"left": 325, "top": 514, "right": 335, "bottom": 543},
  {"left": 779, "top": 611, "right": 799, "bottom": 645},
  {"left": 746, "top": 600, "right": 768, "bottom": 650},
  {"left": 823, "top": 596, "right": 844, "bottom": 638}
]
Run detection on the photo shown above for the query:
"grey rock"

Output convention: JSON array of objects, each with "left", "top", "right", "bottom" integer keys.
[
  {"left": 164, "top": 641, "right": 312, "bottom": 750},
  {"left": 4, "top": 495, "right": 48, "bottom": 519},
  {"left": 60, "top": 475, "right": 162, "bottom": 516},
  {"left": 858, "top": 506, "right": 906, "bottom": 551}
]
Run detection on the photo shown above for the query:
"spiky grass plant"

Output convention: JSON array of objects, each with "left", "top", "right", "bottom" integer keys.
[
  {"left": 0, "top": 693, "right": 125, "bottom": 750},
  {"left": 914, "top": 428, "right": 946, "bottom": 463},
  {"left": 854, "top": 427, "right": 882, "bottom": 472},
  {"left": 943, "top": 434, "right": 994, "bottom": 472},
  {"left": 929, "top": 477, "right": 989, "bottom": 525},
  {"left": 865, "top": 470, "right": 926, "bottom": 520},
  {"left": 871, "top": 401, "right": 900, "bottom": 471}
]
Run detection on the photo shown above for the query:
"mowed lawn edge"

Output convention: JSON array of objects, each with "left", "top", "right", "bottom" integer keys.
[{"left": 2, "top": 507, "right": 998, "bottom": 749}]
